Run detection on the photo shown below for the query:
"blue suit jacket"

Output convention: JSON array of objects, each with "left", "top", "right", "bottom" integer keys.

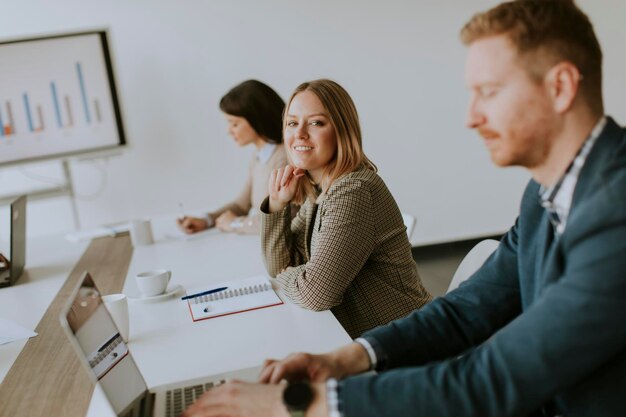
[{"left": 339, "top": 117, "right": 626, "bottom": 416}]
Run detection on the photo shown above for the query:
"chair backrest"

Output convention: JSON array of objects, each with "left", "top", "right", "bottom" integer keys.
[
  {"left": 402, "top": 212, "right": 416, "bottom": 240},
  {"left": 447, "top": 239, "right": 500, "bottom": 293}
]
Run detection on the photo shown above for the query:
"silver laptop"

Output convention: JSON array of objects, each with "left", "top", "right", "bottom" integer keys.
[
  {"left": 0, "top": 195, "right": 26, "bottom": 288},
  {"left": 59, "top": 272, "right": 261, "bottom": 417}
]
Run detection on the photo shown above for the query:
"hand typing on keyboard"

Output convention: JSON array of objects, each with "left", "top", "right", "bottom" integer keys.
[{"left": 180, "top": 380, "right": 325, "bottom": 417}]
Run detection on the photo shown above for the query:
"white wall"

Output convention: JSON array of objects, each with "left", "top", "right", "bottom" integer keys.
[{"left": 0, "top": 0, "right": 624, "bottom": 245}]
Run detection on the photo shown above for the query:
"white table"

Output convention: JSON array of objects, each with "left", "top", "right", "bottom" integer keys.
[
  {"left": 88, "top": 218, "right": 351, "bottom": 414},
  {"left": 0, "top": 219, "right": 350, "bottom": 416},
  {"left": 124, "top": 232, "right": 350, "bottom": 386}
]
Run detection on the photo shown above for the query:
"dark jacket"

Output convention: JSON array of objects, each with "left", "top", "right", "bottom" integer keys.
[{"left": 340, "top": 117, "right": 626, "bottom": 416}]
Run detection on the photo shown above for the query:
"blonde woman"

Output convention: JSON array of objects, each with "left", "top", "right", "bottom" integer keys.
[{"left": 261, "top": 79, "right": 432, "bottom": 338}]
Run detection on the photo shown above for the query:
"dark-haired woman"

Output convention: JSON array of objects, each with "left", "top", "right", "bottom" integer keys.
[{"left": 178, "top": 80, "right": 287, "bottom": 235}]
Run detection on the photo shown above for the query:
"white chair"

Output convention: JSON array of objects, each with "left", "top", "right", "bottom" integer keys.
[
  {"left": 401, "top": 212, "right": 416, "bottom": 240},
  {"left": 447, "top": 239, "right": 500, "bottom": 293}
]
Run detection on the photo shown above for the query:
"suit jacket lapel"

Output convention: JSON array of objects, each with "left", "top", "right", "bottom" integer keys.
[
  {"left": 539, "top": 117, "right": 621, "bottom": 291},
  {"left": 570, "top": 117, "right": 621, "bottom": 208},
  {"left": 540, "top": 225, "right": 562, "bottom": 289},
  {"left": 536, "top": 212, "right": 559, "bottom": 292}
]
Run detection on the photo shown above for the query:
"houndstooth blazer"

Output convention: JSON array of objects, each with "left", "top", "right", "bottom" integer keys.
[{"left": 261, "top": 167, "right": 432, "bottom": 338}]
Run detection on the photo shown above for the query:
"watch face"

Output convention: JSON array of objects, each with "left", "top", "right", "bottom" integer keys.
[{"left": 284, "top": 382, "right": 313, "bottom": 410}]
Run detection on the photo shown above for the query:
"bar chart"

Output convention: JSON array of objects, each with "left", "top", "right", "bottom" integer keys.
[
  {"left": 0, "top": 32, "right": 124, "bottom": 165},
  {"left": 0, "top": 102, "right": 16, "bottom": 136},
  {"left": 2, "top": 61, "right": 104, "bottom": 136}
]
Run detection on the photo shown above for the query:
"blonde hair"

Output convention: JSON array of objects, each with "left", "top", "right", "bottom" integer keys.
[
  {"left": 285, "top": 79, "right": 377, "bottom": 204},
  {"left": 460, "top": 0, "right": 603, "bottom": 115}
]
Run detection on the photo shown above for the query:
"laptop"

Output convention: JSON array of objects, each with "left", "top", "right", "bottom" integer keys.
[
  {"left": 59, "top": 272, "right": 261, "bottom": 417},
  {"left": 0, "top": 195, "right": 26, "bottom": 288}
]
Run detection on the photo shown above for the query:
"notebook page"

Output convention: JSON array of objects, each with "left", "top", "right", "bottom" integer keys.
[{"left": 185, "top": 275, "right": 283, "bottom": 322}]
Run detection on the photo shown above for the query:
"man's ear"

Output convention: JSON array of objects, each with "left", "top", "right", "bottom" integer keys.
[{"left": 545, "top": 62, "right": 582, "bottom": 114}]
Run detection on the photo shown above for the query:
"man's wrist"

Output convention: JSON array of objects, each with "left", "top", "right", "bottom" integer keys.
[
  {"left": 308, "top": 383, "right": 329, "bottom": 417},
  {"left": 354, "top": 338, "right": 377, "bottom": 371},
  {"left": 282, "top": 382, "right": 328, "bottom": 417},
  {"left": 330, "top": 342, "right": 371, "bottom": 378}
]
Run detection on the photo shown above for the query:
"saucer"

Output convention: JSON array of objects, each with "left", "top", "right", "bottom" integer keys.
[{"left": 128, "top": 284, "right": 184, "bottom": 303}]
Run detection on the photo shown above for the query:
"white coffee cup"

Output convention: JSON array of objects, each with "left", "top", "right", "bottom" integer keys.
[
  {"left": 135, "top": 269, "right": 171, "bottom": 297},
  {"left": 102, "top": 294, "right": 129, "bottom": 342},
  {"left": 130, "top": 219, "right": 154, "bottom": 246}
]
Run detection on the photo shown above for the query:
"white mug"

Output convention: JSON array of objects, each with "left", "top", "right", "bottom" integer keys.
[
  {"left": 102, "top": 294, "right": 129, "bottom": 342},
  {"left": 135, "top": 269, "right": 171, "bottom": 297},
  {"left": 130, "top": 219, "right": 154, "bottom": 246}
]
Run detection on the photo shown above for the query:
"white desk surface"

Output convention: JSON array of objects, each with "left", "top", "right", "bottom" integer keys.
[
  {"left": 0, "top": 219, "right": 350, "bottom": 415},
  {"left": 122, "top": 218, "right": 351, "bottom": 388},
  {"left": 0, "top": 234, "right": 88, "bottom": 382}
]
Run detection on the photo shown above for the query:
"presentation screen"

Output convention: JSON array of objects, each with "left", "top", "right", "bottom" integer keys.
[{"left": 0, "top": 30, "right": 126, "bottom": 166}]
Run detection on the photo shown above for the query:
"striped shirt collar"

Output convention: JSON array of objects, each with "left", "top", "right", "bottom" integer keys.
[
  {"left": 540, "top": 116, "right": 606, "bottom": 235},
  {"left": 256, "top": 143, "right": 276, "bottom": 164}
]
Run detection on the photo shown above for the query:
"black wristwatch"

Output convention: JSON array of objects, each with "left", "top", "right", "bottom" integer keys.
[{"left": 283, "top": 382, "right": 314, "bottom": 417}]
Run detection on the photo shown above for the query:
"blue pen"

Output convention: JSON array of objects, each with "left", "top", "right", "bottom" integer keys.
[{"left": 181, "top": 286, "right": 228, "bottom": 301}]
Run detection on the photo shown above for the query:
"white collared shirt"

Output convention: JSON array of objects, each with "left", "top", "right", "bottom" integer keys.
[{"left": 256, "top": 143, "right": 276, "bottom": 164}]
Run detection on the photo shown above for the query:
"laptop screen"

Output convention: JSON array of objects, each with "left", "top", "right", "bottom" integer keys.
[
  {"left": 0, "top": 195, "right": 26, "bottom": 287},
  {"left": 60, "top": 273, "right": 148, "bottom": 416}
]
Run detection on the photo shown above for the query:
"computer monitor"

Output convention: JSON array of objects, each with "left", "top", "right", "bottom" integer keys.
[
  {"left": 0, "top": 30, "right": 126, "bottom": 167},
  {"left": 0, "top": 195, "right": 26, "bottom": 287}
]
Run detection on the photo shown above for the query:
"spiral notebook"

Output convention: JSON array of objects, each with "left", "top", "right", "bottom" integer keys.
[{"left": 185, "top": 275, "right": 283, "bottom": 322}]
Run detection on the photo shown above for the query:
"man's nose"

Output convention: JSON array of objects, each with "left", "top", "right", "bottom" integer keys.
[{"left": 465, "top": 99, "right": 484, "bottom": 129}]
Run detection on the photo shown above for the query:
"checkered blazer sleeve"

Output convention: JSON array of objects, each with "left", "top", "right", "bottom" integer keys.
[
  {"left": 261, "top": 197, "right": 308, "bottom": 277},
  {"left": 274, "top": 178, "right": 377, "bottom": 311}
]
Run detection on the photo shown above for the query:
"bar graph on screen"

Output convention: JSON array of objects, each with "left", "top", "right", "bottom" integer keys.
[
  {"left": 0, "top": 31, "right": 126, "bottom": 166},
  {"left": 0, "top": 102, "right": 16, "bottom": 137}
]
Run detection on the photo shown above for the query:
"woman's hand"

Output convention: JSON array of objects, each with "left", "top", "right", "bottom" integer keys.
[
  {"left": 268, "top": 166, "right": 305, "bottom": 213},
  {"left": 215, "top": 210, "right": 237, "bottom": 232},
  {"left": 177, "top": 216, "right": 209, "bottom": 234}
]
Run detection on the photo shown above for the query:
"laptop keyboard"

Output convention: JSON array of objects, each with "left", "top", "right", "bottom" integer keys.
[{"left": 165, "top": 379, "right": 226, "bottom": 417}]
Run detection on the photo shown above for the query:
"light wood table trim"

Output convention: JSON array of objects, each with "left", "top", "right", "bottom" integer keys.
[{"left": 0, "top": 235, "right": 132, "bottom": 417}]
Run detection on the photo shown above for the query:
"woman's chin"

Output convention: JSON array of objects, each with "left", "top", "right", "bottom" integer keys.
[
  {"left": 233, "top": 138, "right": 250, "bottom": 147},
  {"left": 290, "top": 159, "right": 305, "bottom": 170}
]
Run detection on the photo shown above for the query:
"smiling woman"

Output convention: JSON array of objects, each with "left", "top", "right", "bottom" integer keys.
[{"left": 260, "top": 79, "right": 432, "bottom": 338}]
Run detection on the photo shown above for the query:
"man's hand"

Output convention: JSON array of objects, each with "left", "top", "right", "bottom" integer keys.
[
  {"left": 181, "top": 381, "right": 288, "bottom": 417},
  {"left": 259, "top": 343, "right": 372, "bottom": 384},
  {"left": 259, "top": 353, "right": 341, "bottom": 384},
  {"left": 182, "top": 380, "right": 329, "bottom": 417}
]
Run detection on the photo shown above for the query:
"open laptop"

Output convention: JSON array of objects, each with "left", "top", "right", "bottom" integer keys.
[
  {"left": 0, "top": 195, "right": 26, "bottom": 288},
  {"left": 59, "top": 272, "right": 261, "bottom": 417}
]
